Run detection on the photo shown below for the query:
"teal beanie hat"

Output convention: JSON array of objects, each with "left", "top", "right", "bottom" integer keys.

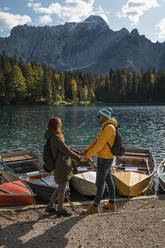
[{"left": 97, "top": 107, "right": 112, "bottom": 120}]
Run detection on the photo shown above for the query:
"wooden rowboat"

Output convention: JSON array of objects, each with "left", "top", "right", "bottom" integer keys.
[
  {"left": 0, "top": 148, "right": 43, "bottom": 176},
  {"left": 70, "top": 169, "right": 97, "bottom": 196},
  {"left": 0, "top": 169, "right": 34, "bottom": 206},
  {"left": 0, "top": 149, "right": 70, "bottom": 202},
  {"left": 24, "top": 165, "right": 94, "bottom": 201},
  {"left": 24, "top": 172, "right": 69, "bottom": 202},
  {"left": 71, "top": 147, "right": 156, "bottom": 197},
  {"left": 112, "top": 147, "right": 155, "bottom": 196},
  {"left": 157, "top": 159, "right": 165, "bottom": 192},
  {"left": 70, "top": 154, "right": 98, "bottom": 196}
]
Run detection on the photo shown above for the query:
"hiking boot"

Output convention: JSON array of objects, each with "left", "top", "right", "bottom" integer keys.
[
  {"left": 56, "top": 208, "right": 72, "bottom": 217},
  {"left": 103, "top": 202, "right": 117, "bottom": 211},
  {"left": 81, "top": 203, "right": 100, "bottom": 215},
  {"left": 45, "top": 206, "right": 57, "bottom": 214}
]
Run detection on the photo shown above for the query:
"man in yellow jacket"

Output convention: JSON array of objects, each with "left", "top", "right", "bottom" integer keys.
[{"left": 81, "top": 107, "right": 117, "bottom": 214}]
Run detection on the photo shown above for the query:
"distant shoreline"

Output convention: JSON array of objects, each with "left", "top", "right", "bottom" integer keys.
[{"left": 1, "top": 101, "right": 165, "bottom": 107}]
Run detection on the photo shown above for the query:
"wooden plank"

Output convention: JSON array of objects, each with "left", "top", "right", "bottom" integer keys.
[
  {"left": 114, "top": 166, "right": 148, "bottom": 172},
  {"left": 124, "top": 152, "right": 148, "bottom": 157},
  {"left": 2, "top": 155, "right": 35, "bottom": 162},
  {"left": 119, "top": 156, "right": 147, "bottom": 162},
  {"left": 115, "top": 165, "right": 147, "bottom": 170},
  {"left": 4, "top": 158, "right": 37, "bottom": 165}
]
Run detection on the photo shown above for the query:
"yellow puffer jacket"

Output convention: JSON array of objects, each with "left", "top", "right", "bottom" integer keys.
[{"left": 85, "top": 118, "right": 118, "bottom": 159}]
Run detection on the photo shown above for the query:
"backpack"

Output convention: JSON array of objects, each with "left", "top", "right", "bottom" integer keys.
[
  {"left": 43, "top": 135, "right": 56, "bottom": 173},
  {"left": 103, "top": 124, "right": 125, "bottom": 156}
]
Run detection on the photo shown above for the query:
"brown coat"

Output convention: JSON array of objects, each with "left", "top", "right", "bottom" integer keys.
[{"left": 44, "top": 129, "right": 80, "bottom": 184}]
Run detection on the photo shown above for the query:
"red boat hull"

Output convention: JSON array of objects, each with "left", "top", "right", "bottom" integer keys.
[{"left": 0, "top": 180, "right": 34, "bottom": 206}]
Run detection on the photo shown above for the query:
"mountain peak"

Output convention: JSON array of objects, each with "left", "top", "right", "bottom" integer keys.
[
  {"left": 81, "top": 15, "right": 109, "bottom": 32},
  {"left": 0, "top": 15, "right": 164, "bottom": 74},
  {"left": 130, "top": 28, "right": 140, "bottom": 36},
  {"left": 84, "top": 15, "right": 106, "bottom": 24}
]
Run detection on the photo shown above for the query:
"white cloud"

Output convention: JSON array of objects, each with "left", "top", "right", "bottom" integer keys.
[
  {"left": 155, "top": 18, "right": 165, "bottom": 39},
  {"left": 0, "top": 11, "right": 32, "bottom": 31},
  {"left": 27, "top": 0, "right": 109, "bottom": 23},
  {"left": 117, "top": 0, "right": 160, "bottom": 25},
  {"left": 39, "top": 15, "right": 53, "bottom": 25},
  {"left": 27, "top": 3, "right": 41, "bottom": 8}
]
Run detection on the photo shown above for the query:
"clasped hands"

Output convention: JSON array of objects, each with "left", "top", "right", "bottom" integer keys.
[{"left": 80, "top": 150, "right": 88, "bottom": 162}]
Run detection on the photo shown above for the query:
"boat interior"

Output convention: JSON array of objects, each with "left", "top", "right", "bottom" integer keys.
[
  {"left": 113, "top": 147, "right": 154, "bottom": 175},
  {"left": 0, "top": 169, "right": 18, "bottom": 184},
  {"left": 0, "top": 149, "right": 43, "bottom": 177}
]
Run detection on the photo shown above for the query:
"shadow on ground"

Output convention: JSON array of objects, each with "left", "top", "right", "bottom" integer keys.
[{"left": 0, "top": 213, "right": 85, "bottom": 248}]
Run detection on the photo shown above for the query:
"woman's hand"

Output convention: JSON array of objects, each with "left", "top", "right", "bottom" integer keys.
[
  {"left": 80, "top": 153, "right": 88, "bottom": 162},
  {"left": 79, "top": 150, "right": 86, "bottom": 156}
]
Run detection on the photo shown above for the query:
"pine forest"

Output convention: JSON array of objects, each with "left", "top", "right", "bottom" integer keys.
[{"left": 0, "top": 52, "right": 165, "bottom": 105}]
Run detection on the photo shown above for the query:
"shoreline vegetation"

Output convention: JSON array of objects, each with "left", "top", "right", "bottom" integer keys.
[
  {"left": 1, "top": 100, "right": 165, "bottom": 107},
  {"left": 0, "top": 52, "right": 165, "bottom": 106}
]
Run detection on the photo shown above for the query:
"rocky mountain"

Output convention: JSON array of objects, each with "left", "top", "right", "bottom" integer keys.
[{"left": 0, "top": 15, "right": 165, "bottom": 74}]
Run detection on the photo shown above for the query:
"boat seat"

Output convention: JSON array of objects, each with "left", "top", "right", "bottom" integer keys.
[
  {"left": 2, "top": 157, "right": 38, "bottom": 165},
  {"left": 125, "top": 166, "right": 138, "bottom": 171},
  {"left": 114, "top": 163, "right": 147, "bottom": 169},
  {"left": 124, "top": 152, "right": 148, "bottom": 157},
  {"left": 114, "top": 163, "right": 149, "bottom": 174},
  {"left": 118, "top": 156, "right": 148, "bottom": 166}
]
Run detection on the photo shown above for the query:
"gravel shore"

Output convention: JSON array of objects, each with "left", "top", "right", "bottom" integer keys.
[{"left": 0, "top": 194, "right": 165, "bottom": 248}]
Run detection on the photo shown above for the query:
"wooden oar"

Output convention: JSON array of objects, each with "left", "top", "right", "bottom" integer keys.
[{"left": 0, "top": 159, "right": 18, "bottom": 177}]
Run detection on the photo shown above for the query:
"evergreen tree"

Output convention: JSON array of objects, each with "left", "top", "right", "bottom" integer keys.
[
  {"left": 0, "top": 68, "right": 5, "bottom": 96},
  {"left": 8, "top": 65, "right": 26, "bottom": 102},
  {"left": 64, "top": 71, "right": 73, "bottom": 100},
  {"left": 42, "top": 67, "right": 53, "bottom": 101},
  {"left": 23, "top": 64, "right": 35, "bottom": 100}
]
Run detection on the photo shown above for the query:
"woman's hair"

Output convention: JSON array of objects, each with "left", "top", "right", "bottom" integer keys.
[{"left": 47, "top": 117, "right": 64, "bottom": 142}]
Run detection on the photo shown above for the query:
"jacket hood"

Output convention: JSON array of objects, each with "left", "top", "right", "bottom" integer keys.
[
  {"left": 102, "top": 117, "right": 118, "bottom": 128},
  {"left": 44, "top": 129, "right": 55, "bottom": 140}
]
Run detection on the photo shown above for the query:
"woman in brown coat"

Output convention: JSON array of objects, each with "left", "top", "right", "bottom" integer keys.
[{"left": 44, "top": 117, "right": 80, "bottom": 217}]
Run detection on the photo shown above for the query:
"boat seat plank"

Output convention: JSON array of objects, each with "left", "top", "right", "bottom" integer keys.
[
  {"left": 2, "top": 155, "right": 36, "bottom": 162},
  {"left": 115, "top": 163, "right": 147, "bottom": 169},
  {"left": 124, "top": 152, "right": 148, "bottom": 157},
  {"left": 9, "top": 167, "right": 39, "bottom": 175},
  {"left": 115, "top": 167, "right": 148, "bottom": 171},
  {"left": 118, "top": 156, "right": 148, "bottom": 166},
  {"left": 5, "top": 163, "right": 37, "bottom": 169},
  {"left": 3, "top": 158, "right": 38, "bottom": 165},
  {"left": 125, "top": 166, "right": 138, "bottom": 171},
  {"left": 114, "top": 164, "right": 148, "bottom": 174}
]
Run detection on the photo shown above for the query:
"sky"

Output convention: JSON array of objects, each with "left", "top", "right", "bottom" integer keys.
[{"left": 0, "top": 0, "right": 165, "bottom": 43}]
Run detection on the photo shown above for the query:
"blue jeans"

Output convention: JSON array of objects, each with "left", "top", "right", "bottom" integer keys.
[{"left": 94, "top": 157, "right": 115, "bottom": 205}]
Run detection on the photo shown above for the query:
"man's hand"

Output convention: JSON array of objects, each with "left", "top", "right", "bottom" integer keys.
[
  {"left": 80, "top": 154, "right": 88, "bottom": 162},
  {"left": 79, "top": 150, "right": 86, "bottom": 156}
]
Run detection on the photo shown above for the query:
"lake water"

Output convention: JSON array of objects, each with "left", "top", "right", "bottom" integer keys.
[{"left": 0, "top": 105, "right": 165, "bottom": 191}]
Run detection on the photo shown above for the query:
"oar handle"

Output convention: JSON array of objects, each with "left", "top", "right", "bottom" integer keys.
[{"left": 0, "top": 159, "right": 18, "bottom": 177}]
